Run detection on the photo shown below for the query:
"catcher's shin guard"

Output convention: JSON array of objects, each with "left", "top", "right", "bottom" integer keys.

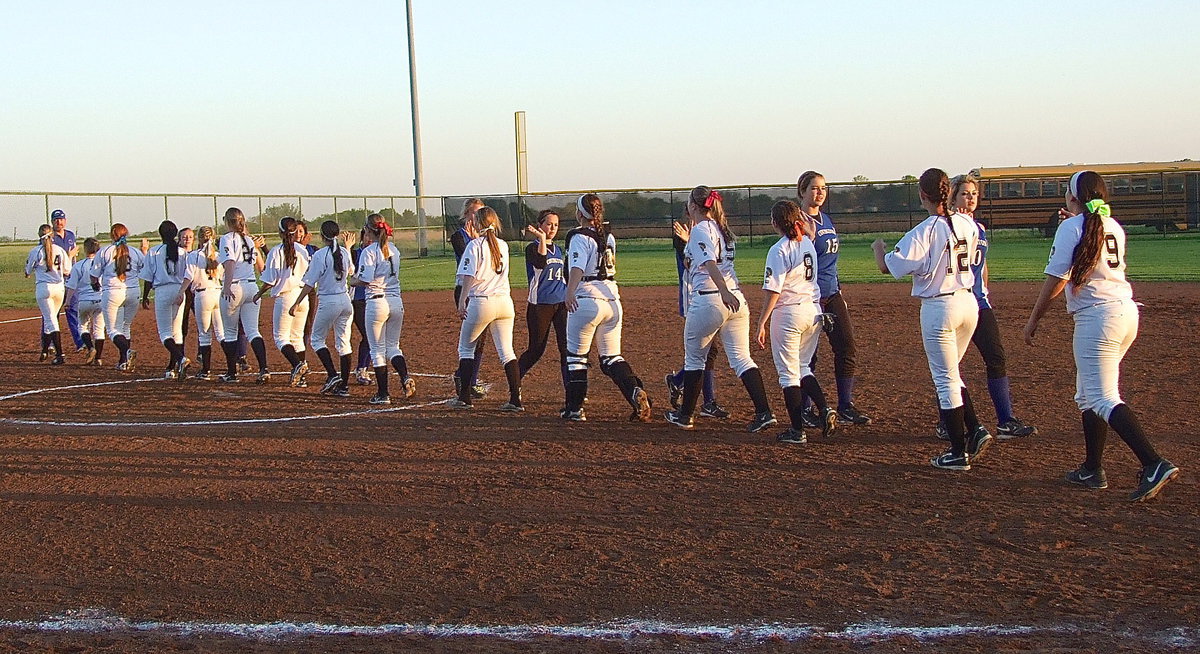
[{"left": 599, "top": 355, "right": 641, "bottom": 406}]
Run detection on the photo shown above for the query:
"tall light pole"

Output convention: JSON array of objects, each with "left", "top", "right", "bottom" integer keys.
[{"left": 405, "top": 0, "right": 428, "bottom": 256}]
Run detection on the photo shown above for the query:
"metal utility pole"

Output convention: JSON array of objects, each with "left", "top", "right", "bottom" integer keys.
[
  {"left": 515, "top": 111, "right": 528, "bottom": 195},
  {"left": 405, "top": 0, "right": 428, "bottom": 256}
]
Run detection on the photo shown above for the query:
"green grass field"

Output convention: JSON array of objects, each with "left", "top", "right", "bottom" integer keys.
[{"left": 1, "top": 230, "right": 1196, "bottom": 309}]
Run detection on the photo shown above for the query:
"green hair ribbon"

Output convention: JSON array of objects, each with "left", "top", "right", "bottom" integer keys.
[{"left": 1085, "top": 198, "right": 1111, "bottom": 218}]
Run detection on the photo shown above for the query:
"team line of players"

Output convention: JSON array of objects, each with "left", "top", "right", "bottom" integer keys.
[{"left": 22, "top": 167, "right": 1179, "bottom": 502}]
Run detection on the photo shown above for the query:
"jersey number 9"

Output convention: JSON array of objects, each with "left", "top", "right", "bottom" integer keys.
[{"left": 1104, "top": 234, "right": 1121, "bottom": 269}]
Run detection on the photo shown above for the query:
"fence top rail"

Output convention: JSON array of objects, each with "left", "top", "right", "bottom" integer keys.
[
  {"left": 0, "top": 191, "right": 437, "bottom": 200},
  {"left": 515, "top": 179, "right": 921, "bottom": 197}
]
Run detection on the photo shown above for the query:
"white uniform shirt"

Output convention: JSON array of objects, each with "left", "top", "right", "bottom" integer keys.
[
  {"left": 884, "top": 213, "right": 979, "bottom": 298},
  {"left": 260, "top": 242, "right": 311, "bottom": 297},
  {"left": 684, "top": 220, "right": 739, "bottom": 294},
  {"left": 567, "top": 228, "right": 619, "bottom": 301},
  {"left": 218, "top": 231, "right": 261, "bottom": 282},
  {"left": 303, "top": 245, "right": 355, "bottom": 296},
  {"left": 1044, "top": 213, "right": 1133, "bottom": 314},
  {"left": 355, "top": 242, "right": 402, "bottom": 297},
  {"left": 69, "top": 256, "right": 102, "bottom": 302},
  {"left": 140, "top": 244, "right": 189, "bottom": 287},
  {"left": 763, "top": 235, "right": 820, "bottom": 306},
  {"left": 25, "top": 243, "right": 72, "bottom": 285},
  {"left": 184, "top": 248, "right": 224, "bottom": 292},
  {"left": 457, "top": 235, "right": 511, "bottom": 297},
  {"left": 94, "top": 244, "right": 146, "bottom": 289}
]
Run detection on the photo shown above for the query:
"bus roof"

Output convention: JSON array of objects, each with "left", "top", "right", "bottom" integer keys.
[{"left": 971, "top": 160, "right": 1200, "bottom": 179}]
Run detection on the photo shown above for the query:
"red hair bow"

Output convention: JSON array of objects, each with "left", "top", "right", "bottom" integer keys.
[
  {"left": 374, "top": 219, "right": 393, "bottom": 237},
  {"left": 703, "top": 190, "right": 722, "bottom": 209}
]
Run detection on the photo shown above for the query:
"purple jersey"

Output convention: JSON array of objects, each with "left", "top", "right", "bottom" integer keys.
[{"left": 812, "top": 212, "right": 840, "bottom": 299}]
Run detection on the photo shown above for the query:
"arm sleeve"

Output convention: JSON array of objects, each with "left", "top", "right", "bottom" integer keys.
[
  {"left": 884, "top": 225, "right": 933, "bottom": 279},
  {"left": 1044, "top": 219, "right": 1078, "bottom": 280},
  {"left": 525, "top": 241, "right": 547, "bottom": 268},
  {"left": 25, "top": 249, "right": 37, "bottom": 276},
  {"left": 356, "top": 249, "right": 375, "bottom": 283},
  {"left": 689, "top": 225, "right": 719, "bottom": 267}
]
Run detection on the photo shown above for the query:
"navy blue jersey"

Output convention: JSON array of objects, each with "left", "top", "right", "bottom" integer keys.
[
  {"left": 351, "top": 246, "right": 367, "bottom": 301},
  {"left": 525, "top": 241, "right": 566, "bottom": 305},
  {"left": 971, "top": 221, "right": 992, "bottom": 310},
  {"left": 812, "top": 212, "right": 840, "bottom": 299},
  {"left": 673, "top": 232, "right": 686, "bottom": 316}
]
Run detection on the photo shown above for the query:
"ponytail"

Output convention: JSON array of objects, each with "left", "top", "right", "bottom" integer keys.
[
  {"left": 111, "top": 223, "right": 131, "bottom": 281},
  {"left": 279, "top": 217, "right": 298, "bottom": 270},
  {"left": 320, "top": 220, "right": 344, "bottom": 280},
  {"left": 38, "top": 224, "right": 53, "bottom": 272},
  {"left": 197, "top": 225, "right": 219, "bottom": 278},
  {"left": 770, "top": 201, "right": 804, "bottom": 241},
  {"left": 689, "top": 186, "right": 734, "bottom": 242},
  {"left": 223, "top": 207, "right": 252, "bottom": 262},
  {"left": 159, "top": 220, "right": 180, "bottom": 275},
  {"left": 919, "top": 168, "right": 957, "bottom": 236},
  {"left": 1068, "top": 171, "right": 1110, "bottom": 287},
  {"left": 578, "top": 193, "right": 607, "bottom": 242},
  {"left": 474, "top": 207, "right": 505, "bottom": 274},
  {"left": 366, "top": 213, "right": 394, "bottom": 276}
]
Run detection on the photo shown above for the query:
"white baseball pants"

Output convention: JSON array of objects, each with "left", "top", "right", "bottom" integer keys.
[
  {"left": 920, "top": 291, "right": 979, "bottom": 409},
  {"left": 566, "top": 297, "right": 622, "bottom": 364},
  {"left": 35, "top": 282, "right": 65, "bottom": 334},
  {"left": 770, "top": 301, "right": 822, "bottom": 388},
  {"left": 78, "top": 297, "right": 106, "bottom": 341},
  {"left": 457, "top": 295, "right": 515, "bottom": 364},
  {"left": 193, "top": 289, "right": 224, "bottom": 347},
  {"left": 366, "top": 295, "right": 406, "bottom": 367},
  {"left": 682, "top": 290, "right": 757, "bottom": 377},
  {"left": 102, "top": 285, "right": 140, "bottom": 339},
  {"left": 220, "top": 280, "right": 262, "bottom": 342},
  {"left": 152, "top": 283, "right": 186, "bottom": 343},
  {"left": 1072, "top": 300, "right": 1139, "bottom": 420},
  {"left": 272, "top": 288, "right": 309, "bottom": 352},
  {"left": 311, "top": 292, "right": 353, "bottom": 356}
]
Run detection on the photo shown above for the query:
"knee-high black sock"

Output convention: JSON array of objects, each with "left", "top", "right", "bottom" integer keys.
[
  {"left": 940, "top": 406, "right": 967, "bottom": 456},
  {"left": 1107, "top": 404, "right": 1160, "bottom": 467},
  {"left": 281, "top": 344, "right": 299, "bottom": 367},
  {"left": 391, "top": 354, "right": 409, "bottom": 380},
  {"left": 221, "top": 340, "right": 237, "bottom": 376},
  {"left": 40, "top": 332, "right": 51, "bottom": 354},
  {"left": 566, "top": 368, "right": 588, "bottom": 411},
  {"left": 94, "top": 339, "right": 105, "bottom": 360},
  {"left": 783, "top": 385, "right": 805, "bottom": 430},
  {"left": 800, "top": 375, "right": 829, "bottom": 412},
  {"left": 114, "top": 334, "right": 130, "bottom": 362},
  {"left": 198, "top": 344, "right": 212, "bottom": 373},
  {"left": 454, "top": 358, "right": 475, "bottom": 402},
  {"left": 250, "top": 337, "right": 268, "bottom": 369},
  {"left": 339, "top": 354, "right": 352, "bottom": 386},
  {"left": 1081, "top": 409, "right": 1108, "bottom": 471},
  {"left": 373, "top": 365, "right": 389, "bottom": 396},
  {"left": 316, "top": 347, "right": 336, "bottom": 377},
  {"left": 81, "top": 332, "right": 93, "bottom": 349},
  {"left": 164, "top": 338, "right": 183, "bottom": 368},
  {"left": 739, "top": 368, "right": 771, "bottom": 414},
  {"left": 678, "top": 369, "right": 704, "bottom": 417},
  {"left": 961, "top": 387, "right": 981, "bottom": 432},
  {"left": 50, "top": 331, "right": 63, "bottom": 359},
  {"left": 504, "top": 359, "right": 522, "bottom": 404}
]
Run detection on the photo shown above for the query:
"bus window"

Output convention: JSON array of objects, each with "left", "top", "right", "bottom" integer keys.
[
  {"left": 1149, "top": 175, "right": 1164, "bottom": 193},
  {"left": 1059, "top": 181, "right": 1069, "bottom": 197},
  {"left": 1003, "top": 182, "right": 1021, "bottom": 198},
  {"left": 1132, "top": 177, "right": 1148, "bottom": 193},
  {"left": 984, "top": 182, "right": 999, "bottom": 199},
  {"left": 1042, "top": 180, "right": 1058, "bottom": 196},
  {"left": 1112, "top": 177, "right": 1131, "bottom": 195},
  {"left": 1024, "top": 181, "right": 1039, "bottom": 197},
  {"left": 1166, "top": 175, "right": 1185, "bottom": 193}
]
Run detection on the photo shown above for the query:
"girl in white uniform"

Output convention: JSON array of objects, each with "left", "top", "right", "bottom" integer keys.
[
  {"left": 183, "top": 226, "right": 224, "bottom": 379},
  {"left": 872, "top": 168, "right": 990, "bottom": 471},
  {"left": 92, "top": 223, "right": 145, "bottom": 371},
  {"left": 1024, "top": 170, "right": 1179, "bottom": 502},
  {"left": 139, "top": 220, "right": 190, "bottom": 379},
  {"left": 65, "top": 238, "right": 106, "bottom": 365},
  {"left": 755, "top": 201, "right": 837, "bottom": 444},
  {"left": 217, "top": 207, "right": 269, "bottom": 383},
  {"left": 561, "top": 194, "right": 652, "bottom": 422},
  {"left": 353, "top": 215, "right": 416, "bottom": 405},
  {"left": 449, "top": 207, "right": 522, "bottom": 411},
  {"left": 25, "top": 224, "right": 72, "bottom": 365},
  {"left": 255, "top": 217, "right": 312, "bottom": 387},
  {"left": 292, "top": 220, "right": 356, "bottom": 396},
  {"left": 664, "top": 186, "right": 776, "bottom": 433}
]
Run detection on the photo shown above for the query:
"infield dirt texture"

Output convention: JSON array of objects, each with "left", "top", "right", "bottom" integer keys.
[{"left": 0, "top": 283, "right": 1196, "bottom": 652}]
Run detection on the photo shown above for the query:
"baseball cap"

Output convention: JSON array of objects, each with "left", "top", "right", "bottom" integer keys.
[{"left": 51, "top": 209, "right": 66, "bottom": 219}]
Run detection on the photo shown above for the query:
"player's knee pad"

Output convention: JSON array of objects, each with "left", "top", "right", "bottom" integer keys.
[{"left": 566, "top": 351, "right": 589, "bottom": 372}]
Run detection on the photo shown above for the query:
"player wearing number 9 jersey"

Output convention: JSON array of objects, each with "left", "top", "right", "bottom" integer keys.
[
  {"left": 873, "top": 168, "right": 990, "bottom": 471},
  {"left": 1023, "top": 170, "right": 1178, "bottom": 502}
]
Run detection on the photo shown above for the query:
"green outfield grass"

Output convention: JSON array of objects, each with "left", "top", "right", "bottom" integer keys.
[{"left": 1, "top": 231, "right": 1196, "bottom": 309}]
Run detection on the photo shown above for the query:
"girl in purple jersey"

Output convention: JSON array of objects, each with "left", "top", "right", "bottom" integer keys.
[{"left": 516, "top": 210, "right": 569, "bottom": 393}]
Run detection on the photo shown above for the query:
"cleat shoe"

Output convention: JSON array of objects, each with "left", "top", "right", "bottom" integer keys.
[
  {"left": 1065, "top": 465, "right": 1108, "bottom": 490},
  {"left": 935, "top": 422, "right": 949, "bottom": 441},
  {"left": 217, "top": 373, "right": 239, "bottom": 383},
  {"left": 966, "top": 425, "right": 993, "bottom": 463},
  {"left": 1130, "top": 459, "right": 1180, "bottom": 503},
  {"left": 257, "top": 368, "right": 271, "bottom": 384},
  {"left": 175, "top": 357, "right": 190, "bottom": 380},
  {"left": 332, "top": 385, "right": 350, "bottom": 397},
  {"left": 163, "top": 370, "right": 177, "bottom": 380},
  {"left": 801, "top": 405, "right": 821, "bottom": 429},
  {"left": 39, "top": 351, "right": 48, "bottom": 362},
  {"left": 821, "top": 407, "right": 839, "bottom": 439},
  {"left": 51, "top": 356, "right": 65, "bottom": 365},
  {"left": 93, "top": 358, "right": 104, "bottom": 367},
  {"left": 355, "top": 368, "right": 373, "bottom": 385},
  {"left": 560, "top": 408, "right": 587, "bottom": 422},
  {"left": 838, "top": 404, "right": 872, "bottom": 425},
  {"left": 699, "top": 400, "right": 731, "bottom": 419},
  {"left": 931, "top": 450, "right": 971, "bottom": 471},
  {"left": 997, "top": 417, "right": 1038, "bottom": 439},
  {"left": 402, "top": 376, "right": 417, "bottom": 399},
  {"left": 776, "top": 427, "right": 807, "bottom": 444},
  {"left": 369, "top": 394, "right": 392, "bottom": 405},
  {"left": 446, "top": 398, "right": 472, "bottom": 409},
  {"left": 499, "top": 402, "right": 524, "bottom": 413},
  {"left": 747, "top": 411, "right": 778, "bottom": 434},
  {"left": 665, "top": 372, "right": 683, "bottom": 410},
  {"left": 125, "top": 349, "right": 137, "bottom": 372},
  {"left": 192, "top": 371, "right": 212, "bottom": 381},
  {"left": 83, "top": 347, "right": 96, "bottom": 365},
  {"left": 321, "top": 376, "right": 343, "bottom": 395},
  {"left": 629, "top": 387, "right": 652, "bottom": 422},
  {"left": 237, "top": 357, "right": 251, "bottom": 374},
  {"left": 75, "top": 344, "right": 87, "bottom": 354},
  {"left": 664, "top": 410, "right": 694, "bottom": 430},
  {"left": 289, "top": 360, "right": 309, "bottom": 387},
  {"left": 470, "top": 384, "right": 487, "bottom": 400}
]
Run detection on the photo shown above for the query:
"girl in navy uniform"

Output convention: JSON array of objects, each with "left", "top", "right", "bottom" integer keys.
[
  {"left": 516, "top": 209, "right": 569, "bottom": 391},
  {"left": 25, "top": 224, "right": 72, "bottom": 364},
  {"left": 451, "top": 198, "right": 487, "bottom": 399}
]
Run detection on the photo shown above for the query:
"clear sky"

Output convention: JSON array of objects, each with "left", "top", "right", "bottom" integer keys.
[{"left": 2, "top": 0, "right": 1198, "bottom": 220}]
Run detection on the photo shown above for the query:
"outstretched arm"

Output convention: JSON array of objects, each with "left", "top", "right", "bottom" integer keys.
[{"left": 1023, "top": 275, "right": 1068, "bottom": 345}]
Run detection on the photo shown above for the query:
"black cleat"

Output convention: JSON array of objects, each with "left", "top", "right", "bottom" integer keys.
[
  {"left": 1065, "top": 465, "right": 1108, "bottom": 490},
  {"left": 664, "top": 372, "right": 683, "bottom": 410},
  {"left": 1130, "top": 460, "right": 1180, "bottom": 502},
  {"left": 747, "top": 411, "right": 778, "bottom": 434},
  {"left": 699, "top": 400, "right": 730, "bottom": 419},
  {"left": 664, "top": 410, "right": 694, "bottom": 430},
  {"left": 776, "top": 428, "right": 807, "bottom": 445},
  {"left": 931, "top": 450, "right": 970, "bottom": 471},
  {"left": 966, "top": 425, "right": 994, "bottom": 463},
  {"left": 801, "top": 405, "right": 821, "bottom": 429},
  {"left": 838, "top": 404, "right": 872, "bottom": 425},
  {"left": 997, "top": 417, "right": 1038, "bottom": 439}
]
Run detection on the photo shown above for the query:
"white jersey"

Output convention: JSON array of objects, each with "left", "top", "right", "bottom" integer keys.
[
  {"left": 457, "top": 235, "right": 511, "bottom": 297},
  {"left": 684, "top": 220, "right": 738, "bottom": 294},
  {"left": 1045, "top": 213, "right": 1133, "bottom": 314},
  {"left": 184, "top": 248, "right": 224, "bottom": 292},
  {"left": 566, "top": 227, "right": 619, "bottom": 301},
  {"left": 68, "top": 256, "right": 102, "bottom": 302},
  {"left": 218, "top": 231, "right": 262, "bottom": 282},
  {"left": 140, "top": 244, "right": 189, "bottom": 287},
  {"left": 25, "top": 243, "right": 72, "bottom": 285},
  {"left": 260, "top": 242, "right": 310, "bottom": 297},
  {"left": 884, "top": 213, "right": 979, "bottom": 298},
  {"left": 355, "top": 242, "right": 402, "bottom": 297},
  {"left": 763, "top": 235, "right": 819, "bottom": 306},
  {"left": 302, "top": 245, "right": 355, "bottom": 296},
  {"left": 94, "top": 243, "right": 146, "bottom": 289}
]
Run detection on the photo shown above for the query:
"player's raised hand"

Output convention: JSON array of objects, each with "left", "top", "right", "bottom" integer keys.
[
  {"left": 525, "top": 224, "right": 545, "bottom": 240},
  {"left": 673, "top": 221, "right": 690, "bottom": 242}
]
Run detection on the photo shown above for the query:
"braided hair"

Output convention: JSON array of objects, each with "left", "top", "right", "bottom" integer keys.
[
  {"left": 475, "top": 207, "right": 505, "bottom": 274},
  {"left": 918, "top": 168, "right": 956, "bottom": 238},
  {"left": 278, "top": 217, "right": 299, "bottom": 270},
  {"left": 37, "top": 224, "right": 54, "bottom": 272}
]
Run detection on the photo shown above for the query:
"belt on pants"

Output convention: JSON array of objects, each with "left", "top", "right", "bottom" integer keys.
[
  {"left": 698, "top": 288, "right": 740, "bottom": 295},
  {"left": 582, "top": 276, "right": 614, "bottom": 282},
  {"left": 930, "top": 288, "right": 969, "bottom": 298}
]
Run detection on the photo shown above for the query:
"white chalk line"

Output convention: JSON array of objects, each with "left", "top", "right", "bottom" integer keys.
[
  {"left": 0, "top": 315, "right": 42, "bottom": 325},
  {"left": 0, "top": 611, "right": 1195, "bottom": 646}
]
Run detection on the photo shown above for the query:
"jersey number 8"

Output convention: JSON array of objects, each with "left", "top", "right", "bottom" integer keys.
[{"left": 803, "top": 253, "right": 815, "bottom": 281}]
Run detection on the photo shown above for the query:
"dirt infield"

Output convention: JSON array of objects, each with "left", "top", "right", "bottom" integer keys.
[{"left": 0, "top": 282, "right": 1196, "bottom": 652}]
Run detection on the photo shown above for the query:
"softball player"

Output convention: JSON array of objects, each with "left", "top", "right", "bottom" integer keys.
[
  {"left": 350, "top": 228, "right": 374, "bottom": 385},
  {"left": 665, "top": 220, "right": 729, "bottom": 419},
  {"left": 254, "top": 217, "right": 312, "bottom": 387},
  {"left": 933, "top": 175, "right": 1037, "bottom": 441},
  {"left": 664, "top": 186, "right": 776, "bottom": 433},
  {"left": 182, "top": 226, "right": 224, "bottom": 379},
  {"left": 292, "top": 220, "right": 356, "bottom": 396},
  {"left": 1024, "top": 170, "right": 1179, "bottom": 502},
  {"left": 25, "top": 224, "right": 72, "bottom": 364},
  {"left": 353, "top": 214, "right": 416, "bottom": 405},
  {"left": 561, "top": 193, "right": 652, "bottom": 422},
  {"left": 449, "top": 207, "right": 522, "bottom": 411},
  {"left": 754, "top": 201, "right": 838, "bottom": 444},
  {"left": 450, "top": 198, "right": 487, "bottom": 400},
  {"left": 217, "top": 207, "right": 269, "bottom": 383},
  {"left": 92, "top": 223, "right": 145, "bottom": 371},
  {"left": 65, "top": 238, "right": 106, "bottom": 365},
  {"left": 797, "top": 171, "right": 872, "bottom": 426},
  {"left": 516, "top": 210, "right": 568, "bottom": 391},
  {"left": 872, "top": 168, "right": 991, "bottom": 471},
  {"left": 139, "top": 220, "right": 190, "bottom": 379},
  {"left": 177, "top": 227, "right": 195, "bottom": 348}
]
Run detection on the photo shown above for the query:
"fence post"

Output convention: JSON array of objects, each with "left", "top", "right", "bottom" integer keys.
[
  {"left": 213, "top": 196, "right": 219, "bottom": 226},
  {"left": 163, "top": 195, "right": 169, "bottom": 222},
  {"left": 108, "top": 195, "right": 114, "bottom": 230},
  {"left": 258, "top": 197, "right": 264, "bottom": 234},
  {"left": 44, "top": 195, "right": 50, "bottom": 222}
]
